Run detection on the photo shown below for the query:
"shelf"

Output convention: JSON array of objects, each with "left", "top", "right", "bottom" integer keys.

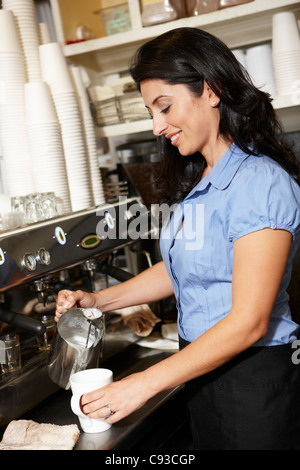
[
  {"left": 55, "top": 0, "right": 300, "bottom": 73},
  {"left": 93, "top": 94, "right": 300, "bottom": 137},
  {"left": 49, "top": 0, "right": 300, "bottom": 134},
  {"left": 96, "top": 119, "right": 151, "bottom": 137}
]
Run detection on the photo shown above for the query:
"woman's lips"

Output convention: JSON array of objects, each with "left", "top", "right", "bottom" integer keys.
[{"left": 170, "top": 131, "right": 181, "bottom": 146}]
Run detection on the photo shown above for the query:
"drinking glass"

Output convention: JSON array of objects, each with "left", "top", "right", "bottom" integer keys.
[
  {"left": 24, "top": 193, "right": 45, "bottom": 223},
  {"left": 41, "top": 192, "right": 58, "bottom": 219},
  {"left": 0, "top": 333, "right": 22, "bottom": 374},
  {"left": 36, "top": 315, "right": 56, "bottom": 351}
]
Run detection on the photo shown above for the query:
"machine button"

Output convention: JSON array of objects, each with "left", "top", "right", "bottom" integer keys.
[
  {"left": 22, "top": 253, "right": 37, "bottom": 271},
  {"left": 104, "top": 211, "right": 115, "bottom": 229},
  {"left": 0, "top": 248, "right": 5, "bottom": 265},
  {"left": 36, "top": 248, "right": 51, "bottom": 266},
  {"left": 81, "top": 234, "right": 101, "bottom": 249},
  {"left": 54, "top": 226, "right": 66, "bottom": 245}
]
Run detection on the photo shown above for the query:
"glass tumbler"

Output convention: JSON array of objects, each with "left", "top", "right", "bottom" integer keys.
[
  {"left": 41, "top": 192, "right": 58, "bottom": 219},
  {"left": 37, "top": 315, "right": 56, "bottom": 351},
  {"left": 0, "top": 333, "right": 22, "bottom": 374},
  {"left": 24, "top": 193, "right": 45, "bottom": 223},
  {"left": 10, "top": 195, "right": 25, "bottom": 227},
  {"left": 11, "top": 195, "right": 24, "bottom": 214}
]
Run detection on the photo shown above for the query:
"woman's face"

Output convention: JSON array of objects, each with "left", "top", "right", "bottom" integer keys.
[{"left": 140, "top": 79, "right": 221, "bottom": 158}]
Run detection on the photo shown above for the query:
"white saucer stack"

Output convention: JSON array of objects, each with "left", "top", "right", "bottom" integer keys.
[
  {"left": 272, "top": 11, "right": 300, "bottom": 98},
  {"left": 0, "top": 9, "right": 34, "bottom": 197},
  {"left": 2, "top": 0, "right": 42, "bottom": 83},
  {"left": 24, "top": 81, "right": 71, "bottom": 214},
  {"left": 70, "top": 66, "right": 105, "bottom": 207},
  {"left": 39, "top": 42, "right": 93, "bottom": 212}
]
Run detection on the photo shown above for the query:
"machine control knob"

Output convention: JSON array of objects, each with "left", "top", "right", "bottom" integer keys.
[
  {"left": 104, "top": 211, "right": 115, "bottom": 229},
  {"left": 36, "top": 248, "right": 51, "bottom": 266},
  {"left": 0, "top": 248, "right": 5, "bottom": 265},
  {"left": 54, "top": 226, "right": 66, "bottom": 245},
  {"left": 22, "top": 253, "right": 37, "bottom": 272}
]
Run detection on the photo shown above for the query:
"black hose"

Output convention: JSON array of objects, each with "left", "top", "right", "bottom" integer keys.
[
  {"left": 98, "top": 264, "right": 134, "bottom": 283},
  {"left": 0, "top": 307, "right": 46, "bottom": 334}
]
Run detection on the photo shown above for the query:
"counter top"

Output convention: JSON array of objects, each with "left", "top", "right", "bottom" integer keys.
[{"left": 19, "top": 343, "right": 190, "bottom": 450}]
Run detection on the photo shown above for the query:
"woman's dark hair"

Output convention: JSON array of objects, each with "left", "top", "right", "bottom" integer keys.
[{"left": 130, "top": 27, "right": 300, "bottom": 205}]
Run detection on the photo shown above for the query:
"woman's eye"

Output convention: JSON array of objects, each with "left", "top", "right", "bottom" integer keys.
[{"left": 161, "top": 105, "right": 171, "bottom": 114}]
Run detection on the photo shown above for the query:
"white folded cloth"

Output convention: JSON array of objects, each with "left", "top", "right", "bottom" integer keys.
[{"left": 0, "top": 420, "right": 80, "bottom": 450}]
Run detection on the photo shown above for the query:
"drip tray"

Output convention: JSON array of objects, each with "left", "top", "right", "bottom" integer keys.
[{"left": 0, "top": 344, "right": 59, "bottom": 428}]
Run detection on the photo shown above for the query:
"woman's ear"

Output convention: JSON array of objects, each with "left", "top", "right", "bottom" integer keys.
[{"left": 203, "top": 80, "right": 221, "bottom": 107}]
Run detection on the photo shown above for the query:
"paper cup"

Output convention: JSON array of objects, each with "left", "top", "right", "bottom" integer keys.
[
  {"left": 0, "top": 10, "right": 22, "bottom": 53},
  {"left": 39, "top": 42, "right": 74, "bottom": 93},
  {"left": 245, "top": 43, "right": 276, "bottom": 97},
  {"left": 25, "top": 81, "right": 58, "bottom": 124},
  {"left": 38, "top": 22, "right": 52, "bottom": 45},
  {"left": 272, "top": 12, "right": 300, "bottom": 54}
]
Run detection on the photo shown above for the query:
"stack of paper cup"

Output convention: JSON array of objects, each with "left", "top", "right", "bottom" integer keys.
[
  {"left": 272, "top": 11, "right": 300, "bottom": 97},
  {"left": 69, "top": 66, "right": 105, "bottom": 207},
  {"left": 38, "top": 23, "right": 52, "bottom": 45},
  {"left": 39, "top": 42, "right": 92, "bottom": 212},
  {"left": 232, "top": 48, "right": 247, "bottom": 68},
  {"left": 0, "top": 10, "right": 25, "bottom": 106},
  {"left": 0, "top": 9, "right": 34, "bottom": 197},
  {"left": 24, "top": 82, "right": 71, "bottom": 213},
  {"left": 245, "top": 43, "right": 277, "bottom": 98},
  {"left": 2, "top": 0, "right": 42, "bottom": 82}
]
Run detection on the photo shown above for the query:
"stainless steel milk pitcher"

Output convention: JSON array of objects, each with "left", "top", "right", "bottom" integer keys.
[{"left": 48, "top": 308, "right": 104, "bottom": 389}]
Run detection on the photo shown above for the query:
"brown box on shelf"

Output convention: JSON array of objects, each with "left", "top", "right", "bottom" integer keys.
[
  {"left": 186, "top": 0, "right": 219, "bottom": 16},
  {"left": 140, "top": 0, "right": 186, "bottom": 27},
  {"left": 219, "top": 0, "right": 254, "bottom": 8}
]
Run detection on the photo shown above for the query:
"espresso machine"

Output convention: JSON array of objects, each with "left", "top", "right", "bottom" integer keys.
[{"left": 0, "top": 197, "right": 159, "bottom": 428}]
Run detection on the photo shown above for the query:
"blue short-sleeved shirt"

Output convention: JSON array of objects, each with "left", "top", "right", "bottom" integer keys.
[{"left": 160, "top": 143, "right": 300, "bottom": 345}]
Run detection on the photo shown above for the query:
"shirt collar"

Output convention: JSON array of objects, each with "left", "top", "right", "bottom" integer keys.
[{"left": 185, "top": 142, "right": 250, "bottom": 200}]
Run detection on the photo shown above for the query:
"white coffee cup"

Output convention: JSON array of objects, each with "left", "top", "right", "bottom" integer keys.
[{"left": 70, "top": 368, "right": 113, "bottom": 433}]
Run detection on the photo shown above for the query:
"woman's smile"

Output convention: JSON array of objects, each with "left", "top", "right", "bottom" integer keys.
[
  {"left": 169, "top": 131, "right": 182, "bottom": 146},
  {"left": 140, "top": 79, "right": 225, "bottom": 161}
]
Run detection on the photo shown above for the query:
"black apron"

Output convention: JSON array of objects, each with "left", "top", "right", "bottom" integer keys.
[{"left": 179, "top": 337, "right": 300, "bottom": 450}]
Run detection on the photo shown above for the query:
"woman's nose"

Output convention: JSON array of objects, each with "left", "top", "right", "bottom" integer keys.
[{"left": 152, "top": 114, "right": 167, "bottom": 137}]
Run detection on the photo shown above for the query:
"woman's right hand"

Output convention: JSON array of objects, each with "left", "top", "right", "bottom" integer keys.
[{"left": 55, "top": 289, "right": 98, "bottom": 322}]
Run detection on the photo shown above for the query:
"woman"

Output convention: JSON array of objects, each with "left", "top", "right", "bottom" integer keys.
[{"left": 55, "top": 28, "right": 300, "bottom": 449}]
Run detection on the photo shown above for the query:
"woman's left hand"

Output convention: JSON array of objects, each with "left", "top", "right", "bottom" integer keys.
[{"left": 80, "top": 372, "right": 154, "bottom": 424}]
